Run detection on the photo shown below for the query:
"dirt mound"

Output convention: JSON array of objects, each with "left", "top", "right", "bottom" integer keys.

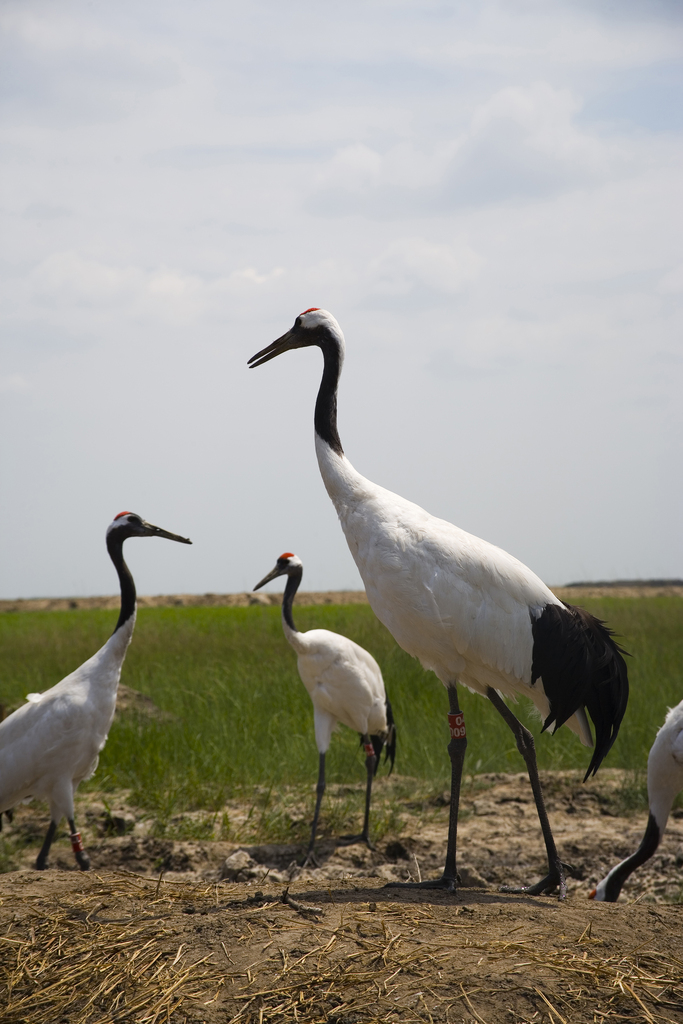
[
  {"left": 2, "top": 772, "right": 683, "bottom": 1021},
  {"left": 0, "top": 870, "right": 681, "bottom": 1023}
]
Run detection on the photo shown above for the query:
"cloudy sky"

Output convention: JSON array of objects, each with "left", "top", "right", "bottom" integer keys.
[{"left": 1, "top": 0, "right": 682, "bottom": 599}]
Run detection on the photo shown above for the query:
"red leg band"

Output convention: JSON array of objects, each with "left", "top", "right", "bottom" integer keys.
[
  {"left": 448, "top": 712, "right": 466, "bottom": 739},
  {"left": 70, "top": 832, "right": 84, "bottom": 853},
  {"left": 363, "top": 743, "right": 375, "bottom": 758}
]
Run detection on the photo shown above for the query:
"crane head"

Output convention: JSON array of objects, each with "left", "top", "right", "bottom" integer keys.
[
  {"left": 106, "top": 512, "right": 192, "bottom": 545},
  {"left": 248, "top": 308, "right": 344, "bottom": 368},
  {"left": 588, "top": 879, "right": 609, "bottom": 901},
  {"left": 253, "top": 552, "right": 302, "bottom": 590}
]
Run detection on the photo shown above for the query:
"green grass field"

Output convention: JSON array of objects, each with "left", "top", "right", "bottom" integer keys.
[{"left": 1, "top": 599, "right": 681, "bottom": 825}]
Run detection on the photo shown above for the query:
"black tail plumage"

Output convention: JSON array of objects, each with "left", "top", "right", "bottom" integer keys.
[
  {"left": 368, "top": 697, "right": 397, "bottom": 777},
  {"left": 531, "top": 602, "right": 629, "bottom": 781}
]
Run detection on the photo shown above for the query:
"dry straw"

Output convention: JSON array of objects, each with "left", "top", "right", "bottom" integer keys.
[
  {"left": 0, "top": 875, "right": 681, "bottom": 1023},
  {"left": 0, "top": 874, "right": 224, "bottom": 1024},
  {"left": 223, "top": 911, "right": 683, "bottom": 1024}
]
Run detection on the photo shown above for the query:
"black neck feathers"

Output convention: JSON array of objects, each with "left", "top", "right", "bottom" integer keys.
[
  {"left": 282, "top": 567, "right": 303, "bottom": 632},
  {"left": 106, "top": 534, "right": 136, "bottom": 633},
  {"left": 602, "top": 812, "right": 661, "bottom": 901},
  {"left": 314, "top": 333, "right": 344, "bottom": 457}
]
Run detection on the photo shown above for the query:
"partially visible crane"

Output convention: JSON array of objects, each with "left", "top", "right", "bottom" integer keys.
[
  {"left": 249, "top": 308, "right": 629, "bottom": 897},
  {"left": 591, "top": 700, "right": 683, "bottom": 901},
  {"left": 254, "top": 552, "right": 395, "bottom": 863},
  {"left": 0, "top": 512, "right": 191, "bottom": 870}
]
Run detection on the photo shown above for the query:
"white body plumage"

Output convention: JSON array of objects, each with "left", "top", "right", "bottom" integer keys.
[
  {"left": 283, "top": 619, "right": 389, "bottom": 753},
  {"left": 316, "top": 437, "right": 591, "bottom": 747},
  {"left": 0, "top": 511, "right": 191, "bottom": 871},
  {"left": 648, "top": 701, "right": 683, "bottom": 827},
  {"left": 0, "top": 619, "right": 134, "bottom": 824}
]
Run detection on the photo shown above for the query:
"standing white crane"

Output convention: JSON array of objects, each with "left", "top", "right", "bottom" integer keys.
[
  {"left": 253, "top": 552, "right": 396, "bottom": 863},
  {"left": 249, "top": 308, "right": 629, "bottom": 897},
  {"left": 0, "top": 512, "right": 191, "bottom": 871},
  {"left": 590, "top": 700, "right": 683, "bottom": 901}
]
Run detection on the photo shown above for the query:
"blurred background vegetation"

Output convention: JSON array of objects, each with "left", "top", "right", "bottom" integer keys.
[{"left": 1, "top": 598, "right": 680, "bottom": 826}]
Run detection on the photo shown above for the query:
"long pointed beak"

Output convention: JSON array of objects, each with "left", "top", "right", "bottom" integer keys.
[
  {"left": 142, "top": 521, "right": 192, "bottom": 544},
  {"left": 248, "top": 328, "right": 299, "bottom": 368},
  {"left": 253, "top": 565, "right": 284, "bottom": 591}
]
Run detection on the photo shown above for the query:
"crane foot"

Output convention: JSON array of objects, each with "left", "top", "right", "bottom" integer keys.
[
  {"left": 76, "top": 851, "right": 91, "bottom": 871},
  {"left": 337, "top": 833, "right": 374, "bottom": 851},
  {"left": 500, "top": 862, "right": 569, "bottom": 899}
]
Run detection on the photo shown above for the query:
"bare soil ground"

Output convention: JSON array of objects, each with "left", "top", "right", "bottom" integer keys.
[
  {"left": 4, "top": 771, "right": 682, "bottom": 901},
  {"left": 2, "top": 772, "right": 682, "bottom": 1022}
]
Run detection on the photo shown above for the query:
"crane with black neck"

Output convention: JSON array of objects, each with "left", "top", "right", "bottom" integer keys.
[
  {"left": 249, "top": 308, "right": 629, "bottom": 897},
  {"left": 591, "top": 700, "right": 683, "bottom": 901},
  {"left": 253, "top": 551, "right": 395, "bottom": 864},
  {"left": 0, "top": 512, "right": 191, "bottom": 871}
]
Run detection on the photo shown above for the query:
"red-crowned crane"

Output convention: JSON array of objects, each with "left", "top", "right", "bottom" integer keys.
[
  {"left": 253, "top": 552, "right": 396, "bottom": 864},
  {"left": 0, "top": 512, "right": 191, "bottom": 871},
  {"left": 590, "top": 700, "right": 683, "bottom": 901},
  {"left": 249, "top": 308, "right": 629, "bottom": 897}
]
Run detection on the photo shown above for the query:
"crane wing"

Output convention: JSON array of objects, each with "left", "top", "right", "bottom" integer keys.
[
  {"left": 295, "top": 629, "right": 387, "bottom": 736},
  {"left": 343, "top": 486, "right": 554, "bottom": 685}
]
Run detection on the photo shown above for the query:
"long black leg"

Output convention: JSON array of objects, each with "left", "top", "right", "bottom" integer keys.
[
  {"left": 360, "top": 737, "right": 376, "bottom": 847},
  {"left": 487, "top": 688, "right": 566, "bottom": 898},
  {"left": 303, "top": 752, "right": 326, "bottom": 867},
  {"left": 386, "top": 685, "right": 466, "bottom": 891},
  {"left": 35, "top": 821, "right": 57, "bottom": 870},
  {"left": 338, "top": 736, "right": 376, "bottom": 849},
  {"left": 68, "top": 818, "right": 90, "bottom": 871}
]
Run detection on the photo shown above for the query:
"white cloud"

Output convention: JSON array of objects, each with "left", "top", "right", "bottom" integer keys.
[
  {"left": 470, "top": 83, "right": 606, "bottom": 170},
  {"left": 316, "top": 144, "right": 383, "bottom": 193},
  {"left": 420, "top": 0, "right": 682, "bottom": 69},
  {"left": 310, "top": 82, "right": 622, "bottom": 216},
  {"left": 368, "top": 238, "right": 483, "bottom": 296},
  {"left": 441, "top": 82, "right": 619, "bottom": 205},
  {"left": 227, "top": 267, "right": 285, "bottom": 289},
  {"left": 29, "top": 251, "right": 137, "bottom": 306},
  {"left": 658, "top": 264, "right": 683, "bottom": 294},
  {"left": 0, "top": 5, "right": 180, "bottom": 125},
  {"left": 19, "top": 252, "right": 287, "bottom": 323},
  {"left": 23, "top": 202, "right": 71, "bottom": 220},
  {"left": 0, "top": 0, "right": 682, "bottom": 597},
  {"left": 0, "top": 373, "right": 30, "bottom": 393}
]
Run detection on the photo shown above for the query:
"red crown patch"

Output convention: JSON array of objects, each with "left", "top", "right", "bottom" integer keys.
[
  {"left": 114, "top": 511, "right": 133, "bottom": 520},
  {"left": 300, "top": 307, "right": 320, "bottom": 315},
  {"left": 279, "top": 552, "right": 295, "bottom": 560}
]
